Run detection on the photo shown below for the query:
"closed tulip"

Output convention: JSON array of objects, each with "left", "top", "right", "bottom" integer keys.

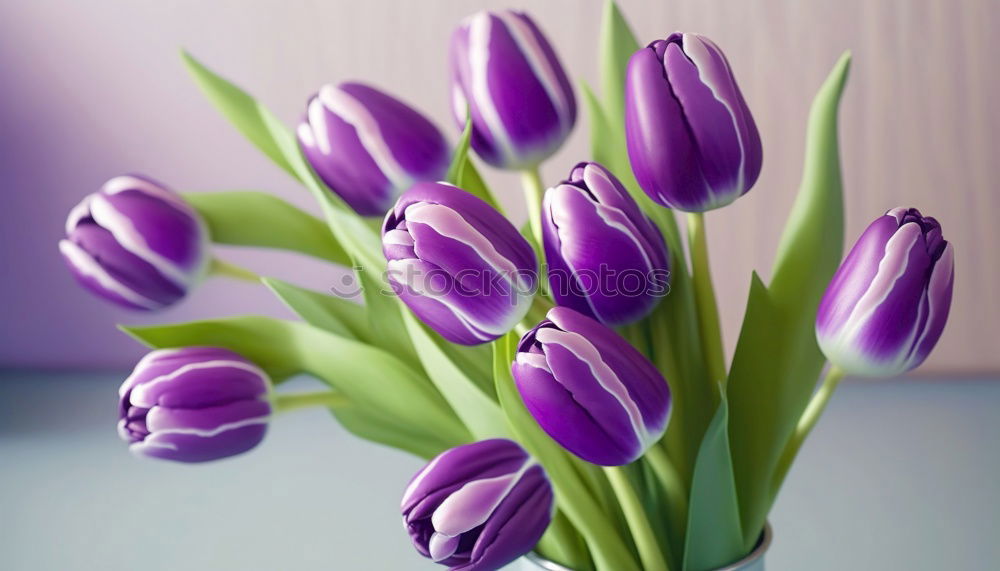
[
  {"left": 816, "top": 208, "right": 954, "bottom": 377},
  {"left": 118, "top": 347, "right": 272, "bottom": 463},
  {"left": 512, "top": 307, "right": 672, "bottom": 466},
  {"left": 401, "top": 439, "right": 554, "bottom": 570},
  {"left": 297, "top": 82, "right": 450, "bottom": 216},
  {"left": 382, "top": 182, "right": 537, "bottom": 345},
  {"left": 59, "top": 175, "right": 209, "bottom": 311},
  {"left": 625, "top": 33, "right": 762, "bottom": 212},
  {"left": 450, "top": 10, "right": 576, "bottom": 170},
  {"left": 542, "top": 162, "right": 670, "bottom": 326}
]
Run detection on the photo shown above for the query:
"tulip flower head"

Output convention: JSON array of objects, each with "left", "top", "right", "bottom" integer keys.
[
  {"left": 543, "top": 162, "right": 670, "bottom": 326},
  {"left": 512, "top": 307, "right": 672, "bottom": 466},
  {"left": 401, "top": 439, "right": 554, "bottom": 570},
  {"left": 382, "top": 182, "right": 538, "bottom": 345},
  {"left": 298, "top": 82, "right": 450, "bottom": 216},
  {"left": 59, "top": 175, "right": 209, "bottom": 311},
  {"left": 450, "top": 10, "right": 576, "bottom": 170},
  {"left": 625, "top": 32, "right": 762, "bottom": 212},
  {"left": 817, "top": 208, "right": 955, "bottom": 377},
  {"left": 118, "top": 347, "right": 272, "bottom": 463}
]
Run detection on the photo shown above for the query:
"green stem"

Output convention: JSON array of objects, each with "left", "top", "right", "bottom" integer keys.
[
  {"left": 604, "top": 466, "right": 671, "bottom": 571},
  {"left": 273, "top": 390, "right": 349, "bottom": 413},
  {"left": 521, "top": 167, "right": 546, "bottom": 261},
  {"left": 209, "top": 258, "right": 261, "bottom": 283},
  {"left": 686, "top": 212, "right": 726, "bottom": 386},
  {"left": 537, "top": 509, "right": 593, "bottom": 570},
  {"left": 770, "top": 366, "right": 846, "bottom": 497},
  {"left": 644, "top": 444, "right": 689, "bottom": 536}
]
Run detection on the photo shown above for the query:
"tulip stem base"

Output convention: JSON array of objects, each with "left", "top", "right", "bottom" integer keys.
[
  {"left": 273, "top": 390, "right": 349, "bottom": 413},
  {"left": 686, "top": 212, "right": 727, "bottom": 387},
  {"left": 603, "top": 466, "right": 671, "bottom": 571},
  {"left": 210, "top": 258, "right": 261, "bottom": 283},
  {"left": 521, "top": 167, "right": 546, "bottom": 264},
  {"left": 770, "top": 365, "right": 846, "bottom": 497}
]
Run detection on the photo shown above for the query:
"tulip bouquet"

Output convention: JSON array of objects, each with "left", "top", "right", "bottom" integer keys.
[{"left": 58, "top": 2, "right": 954, "bottom": 570}]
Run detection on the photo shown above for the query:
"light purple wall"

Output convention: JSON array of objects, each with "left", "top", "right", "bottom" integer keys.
[{"left": 1, "top": 0, "right": 996, "bottom": 372}]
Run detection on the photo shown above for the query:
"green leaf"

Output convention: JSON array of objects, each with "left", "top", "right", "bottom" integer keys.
[
  {"left": 120, "top": 316, "right": 470, "bottom": 458},
  {"left": 599, "top": 0, "right": 640, "bottom": 130},
  {"left": 683, "top": 392, "right": 744, "bottom": 571},
  {"left": 446, "top": 117, "right": 502, "bottom": 212},
  {"left": 493, "top": 334, "right": 640, "bottom": 571},
  {"left": 401, "top": 311, "right": 508, "bottom": 440},
  {"left": 181, "top": 52, "right": 302, "bottom": 182},
  {"left": 182, "top": 191, "right": 349, "bottom": 265},
  {"left": 726, "top": 53, "right": 851, "bottom": 549},
  {"left": 261, "top": 277, "right": 370, "bottom": 341}
]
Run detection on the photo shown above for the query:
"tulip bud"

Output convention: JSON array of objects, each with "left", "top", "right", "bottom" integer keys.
[
  {"left": 625, "top": 33, "right": 762, "bottom": 212},
  {"left": 118, "top": 347, "right": 272, "bottom": 463},
  {"left": 450, "top": 10, "right": 576, "bottom": 170},
  {"left": 816, "top": 208, "right": 955, "bottom": 377},
  {"left": 542, "top": 162, "right": 670, "bottom": 326},
  {"left": 512, "top": 307, "right": 671, "bottom": 466},
  {"left": 59, "top": 175, "right": 209, "bottom": 311},
  {"left": 401, "top": 439, "right": 554, "bottom": 570},
  {"left": 297, "top": 82, "right": 450, "bottom": 216},
  {"left": 382, "top": 182, "right": 537, "bottom": 345}
]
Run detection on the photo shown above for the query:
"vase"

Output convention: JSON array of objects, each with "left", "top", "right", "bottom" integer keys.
[{"left": 511, "top": 523, "right": 773, "bottom": 571}]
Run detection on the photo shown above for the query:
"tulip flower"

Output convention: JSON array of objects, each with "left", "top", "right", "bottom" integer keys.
[
  {"left": 512, "top": 307, "right": 671, "bottom": 465},
  {"left": 816, "top": 208, "right": 955, "bottom": 377},
  {"left": 59, "top": 174, "right": 209, "bottom": 311},
  {"left": 542, "top": 162, "right": 670, "bottom": 326},
  {"left": 450, "top": 10, "right": 576, "bottom": 170},
  {"left": 625, "top": 32, "right": 762, "bottom": 212},
  {"left": 297, "top": 82, "right": 450, "bottom": 216},
  {"left": 382, "top": 182, "right": 537, "bottom": 345},
  {"left": 401, "top": 439, "right": 554, "bottom": 570},
  {"left": 118, "top": 347, "right": 272, "bottom": 463}
]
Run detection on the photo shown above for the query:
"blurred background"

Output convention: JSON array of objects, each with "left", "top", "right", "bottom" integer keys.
[{"left": 1, "top": 0, "right": 997, "bottom": 569}]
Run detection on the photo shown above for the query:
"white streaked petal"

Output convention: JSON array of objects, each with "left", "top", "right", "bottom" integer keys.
[
  {"left": 494, "top": 11, "right": 571, "bottom": 129},
  {"left": 429, "top": 533, "right": 461, "bottom": 562},
  {"left": 468, "top": 12, "right": 514, "bottom": 165},
  {"left": 59, "top": 239, "right": 163, "bottom": 310},
  {"left": 681, "top": 33, "right": 746, "bottom": 200},
  {"left": 65, "top": 195, "right": 93, "bottom": 234},
  {"left": 144, "top": 410, "right": 270, "bottom": 437},
  {"left": 102, "top": 175, "right": 188, "bottom": 211},
  {"left": 127, "top": 360, "right": 270, "bottom": 407},
  {"left": 304, "top": 97, "right": 330, "bottom": 153},
  {"left": 88, "top": 193, "right": 190, "bottom": 286},
  {"left": 319, "top": 85, "right": 412, "bottom": 191},
  {"left": 431, "top": 460, "right": 531, "bottom": 536},
  {"left": 535, "top": 327, "right": 652, "bottom": 446},
  {"left": 904, "top": 243, "right": 954, "bottom": 368},
  {"left": 514, "top": 352, "right": 551, "bottom": 372}
]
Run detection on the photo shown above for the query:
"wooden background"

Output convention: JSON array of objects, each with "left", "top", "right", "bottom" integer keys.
[{"left": 1, "top": 0, "right": 996, "bottom": 373}]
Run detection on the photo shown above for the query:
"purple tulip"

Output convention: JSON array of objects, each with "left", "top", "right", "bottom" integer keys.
[
  {"left": 625, "top": 33, "right": 762, "bottom": 212},
  {"left": 512, "top": 307, "right": 671, "bottom": 466},
  {"left": 450, "top": 10, "right": 576, "bottom": 170},
  {"left": 401, "top": 439, "right": 554, "bottom": 570},
  {"left": 816, "top": 208, "right": 955, "bottom": 377},
  {"left": 542, "top": 162, "right": 670, "bottom": 326},
  {"left": 382, "top": 182, "right": 537, "bottom": 345},
  {"left": 118, "top": 347, "right": 272, "bottom": 463},
  {"left": 58, "top": 175, "right": 209, "bottom": 311},
  {"left": 297, "top": 82, "right": 450, "bottom": 216}
]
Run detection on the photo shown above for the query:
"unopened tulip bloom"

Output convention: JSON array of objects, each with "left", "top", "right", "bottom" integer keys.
[
  {"left": 625, "top": 33, "right": 762, "bottom": 212},
  {"left": 382, "top": 182, "right": 537, "bottom": 345},
  {"left": 401, "top": 439, "right": 553, "bottom": 570},
  {"left": 298, "top": 82, "right": 450, "bottom": 216},
  {"left": 118, "top": 347, "right": 272, "bottom": 463},
  {"left": 450, "top": 10, "right": 576, "bottom": 170},
  {"left": 512, "top": 307, "right": 671, "bottom": 465},
  {"left": 543, "top": 162, "right": 670, "bottom": 326},
  {"left": 816, "top": 208, "right": 955, "bottom": 377},
  {"left": 59, "top": 175, "right": 209, "bottom": 311}
]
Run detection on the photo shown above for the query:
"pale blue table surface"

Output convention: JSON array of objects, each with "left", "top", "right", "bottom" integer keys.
[{"left": 1, "top": 373, "right": 997, "bottom": 570}]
